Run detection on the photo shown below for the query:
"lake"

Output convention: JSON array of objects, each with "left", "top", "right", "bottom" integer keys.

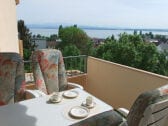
[{"left": 30, "top": 28, "right": 168, "bottom": 39}]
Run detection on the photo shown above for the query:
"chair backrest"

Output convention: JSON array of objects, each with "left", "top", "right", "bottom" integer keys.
[
  {"left": 140, "top": 99, "right": 168, "bottom": 126},
  {"left": 127, "top": 84, "right": 168, "bottom": 126},
  {"left": 32, "top": 49, "right": 68, "bottom": 94},
  {"left": 0, "top": 53, "right": 25, "bottom": 106}
]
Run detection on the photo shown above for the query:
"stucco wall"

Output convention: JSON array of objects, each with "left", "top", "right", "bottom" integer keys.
[
  {"left": 0, "top": 0, "right": 19, "bottom": 52},
  {"left": 86, "top": 56, "right": 168, "bottom": 109}
]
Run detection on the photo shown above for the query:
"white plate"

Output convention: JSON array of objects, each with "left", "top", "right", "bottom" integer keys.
[
  {"left": 69, "top": 106, "right": 89, "bottom": 119},
  {"left": 63, "top": 90, "right": 79, "bottom": 98},
  {"left": 81, "top": 101, "right": 96, "bottom": 109}
]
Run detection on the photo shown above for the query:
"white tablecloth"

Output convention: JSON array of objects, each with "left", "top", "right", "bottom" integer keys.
[{"left": 0, "top": 88, "right": 113, "bottom": 126}]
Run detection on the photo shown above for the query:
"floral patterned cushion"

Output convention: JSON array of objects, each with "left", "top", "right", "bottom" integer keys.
[
  {"left": 32, "top": 49, "right": 68, "bottom": 94},
  {"left": 0, "top": 53, "right": 25, "bottom": 106},
  {"left": 126, "top": 84, "right": 168, "bottom": 126}
]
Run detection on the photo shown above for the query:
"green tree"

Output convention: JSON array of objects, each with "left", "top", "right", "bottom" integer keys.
[
  {"left": 94, "top": 33, "right": 168, "bottom": 76},
  {"left": 62, "top": 44, "right": 80, "bottom": 56},
  {"left": 133, "top": 30, "right": 137, "bottom": 35},
  {"left": 139, "top": 30, "right": 142, "bottom": 36},
  {"left": 58, "top": 25, "right": 63, "bottom": 38},
  {"left": 149, "top": 32, "right": 154, "bottom": 39},
  {"left": 73, "top": 24, "right": 77, "bottom": 28},
  {"left": 36, "top": 34, "right": 41, "bottom": 38},
  {"left": 111, "top": 35, "right": 115, "bottom": 41},
  {"left": 58, "top": 26, "right": 93, "bottom": 55},
  {"left": 18, "top": 20, "right": 36, "bottom": 60},
  {"left": 155, "top": 34, "right": 167, "bottom": 42},
  {"left": 62, "top": 45, "right": 84, "bottom": 72},
  {"left": 46, "top": 34, "right": 58, "bottom": 41},
  {"left": 156, "top": 51, "right": 168, "bottom": 75}
]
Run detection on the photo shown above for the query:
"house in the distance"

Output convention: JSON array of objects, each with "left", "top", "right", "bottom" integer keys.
[
  {"left": 47, "top": 39, "right": 62, "bottom": 49},
  {"left": 32, "top": 37, "right": 47, "bottom": 50},
  {"left": 157, "top": 42, "right": 168, "bottom": 52},
  {"left": 91, "top": 38, "right": 105, "bottom": 47}
]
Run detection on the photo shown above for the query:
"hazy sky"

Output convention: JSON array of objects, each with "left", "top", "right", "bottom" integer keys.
[{"left": 17, "top": 0, "right": 168, "bottom": 29}]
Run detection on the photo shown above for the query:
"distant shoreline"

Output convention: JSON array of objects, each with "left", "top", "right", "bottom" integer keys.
[
  {"left": 27, "top": 25, "right": 168, "bottom": 32},
  {"left": 29, "top": 27, "right": 168, "bottom": 38},
  {"left": 29, "top": 27, "right": 168, "bottom": 33}
]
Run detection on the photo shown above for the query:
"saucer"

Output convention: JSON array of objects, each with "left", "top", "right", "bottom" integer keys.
[
  {"left": 69, "top": 106, "right": 89, "bottom": 119},
  {"left": 63, "top": 90, "right": 79, "bottom": 98},
  {"left": 81, "top": 101, "right": 96, "bottom": 109},
  {"left": 49, "top": 97, "right": 62, "bottom": 103}
]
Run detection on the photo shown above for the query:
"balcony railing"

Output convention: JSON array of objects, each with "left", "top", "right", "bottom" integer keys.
[
  {"left": 64, "top": 55, "right": 87, "bottom": 76},
  {"left": 24, "top": 55, "right": 87, "bottom": 76}
]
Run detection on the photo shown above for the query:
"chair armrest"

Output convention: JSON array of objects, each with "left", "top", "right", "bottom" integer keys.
[
  {"left": 119, "top": 121, "right": 128, "bottom": 126},
  {"left": 117, "top": 108, "right": 129, "bottom": 117},
  {"left": 25, "top": 90, "right": 46, "bottom": 99},
  {"left": 67, "top": 82, "right": 84, "bottom": 90}
]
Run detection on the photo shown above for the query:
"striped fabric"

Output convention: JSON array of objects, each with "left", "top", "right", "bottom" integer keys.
[
  {"left": 126, "top": 84, "right": 168, "bottom": 126},
  {"left": 108, "top": 84, "right": 168, "bottom": 126},
  {"left": 139, "top": 99, "right": 168, "bottom": 126}
]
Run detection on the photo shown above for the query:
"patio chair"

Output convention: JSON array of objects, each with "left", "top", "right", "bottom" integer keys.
[
  {"left": 0, "top": 53, "right": 25, "bottom": 106},
  {"left": 27, "top": 49, "right": 83, "bottom": 97},
  {"left": 73, "top": 84, "right": 168, "bottom": 126},
  {"left": 115, "top": 84, "right": 168, "bottom": 126}
]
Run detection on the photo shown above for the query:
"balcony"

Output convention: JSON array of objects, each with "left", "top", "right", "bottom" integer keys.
[
  {"left": 1, "top": 1, "right": 167, "bottom": 125},
  {"left": 25, "top": 55, "right": 168, "bottom": 110}
]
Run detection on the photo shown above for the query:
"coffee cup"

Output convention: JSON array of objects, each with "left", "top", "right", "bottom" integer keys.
[
  {"left": 51, "top": 92, "right": 59, "bottom": 101},
  {"left": 86, "top": 96, "right": 93, "bottom": 106}
]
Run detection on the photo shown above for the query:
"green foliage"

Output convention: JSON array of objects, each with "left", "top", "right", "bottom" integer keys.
[
  {"left": 62, "top": 45, "right": 80, "bottom": 56},
  {"left": 58, "top": 26, "right": 93, "bottom": 55},
  {"left": 46, "top": 34, "right": 58, "bottom": 41},
  {"left": 85, "top": 40, "right": 96, "bottom": 56},
  {"left": 155, "top": 34, "right": 167, "bottom": 42},
  {"left": 94, "top": 33, "right": 168, "bottom": 76},
  {"left": 18, "top": 20, "right": 36, "bottom": 60},
  {"left": 58, "top": 25, "right": 63, "bottom": 38},
  {"left": 62, "top": 45, "right": 85, "bottom": 72},
  {"left": 23, "top": 48, "right": 32, "bottom": 60},
  {"left": 33, "top": 34, "right": 46, "bottom": 39},
  {"left": 157, "top": 52, "right": 168, "bottom": 75},
  {"left": 58, "top": 25, "right": 92, "bottom": 72}
]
